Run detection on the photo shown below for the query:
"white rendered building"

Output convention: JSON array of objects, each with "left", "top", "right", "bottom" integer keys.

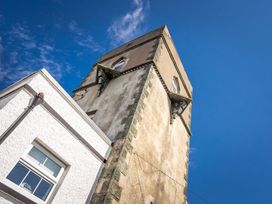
[{"left": 0, "top": 69, "right": 111, "bottom": 204}]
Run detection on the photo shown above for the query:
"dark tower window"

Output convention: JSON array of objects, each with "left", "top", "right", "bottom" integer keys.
[
  {"left": 112, "top": 58, "right": 127, "bottom": 71},
  {"left": 171, "top": 76, "right": 180, "bottom": 94},
  {"left": 86, "top": 110, "right": 97, "bottom": 120}
]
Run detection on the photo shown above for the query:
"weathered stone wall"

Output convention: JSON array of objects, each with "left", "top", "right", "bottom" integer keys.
[
  {"left": 89, "top": 66, "right": 190, "bottom": 204},
  {"left": 89, "top": 65, "right": 152, "bottom": 203},
  {"left": 154, "top": 38, "right": 189, "bottom": 98},
  {"left": 117, "top": 66, "right": 190, "bottom": 204},
  {"left": 74, "top": 65, "right": 151, "bottom": 141},
  {"left": 73, "top": 26, "right": 192, "bottom": 204},
  {"left": 161, "top": 28, "right": 192, "bottom": 95},
  {"left": 154, "top": 38, "right": 192, "bottom": 132}
]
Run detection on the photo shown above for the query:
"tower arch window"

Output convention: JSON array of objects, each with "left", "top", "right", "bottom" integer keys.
[
  {"left": 171, "top": 76, "right": 180, "bottom": 94},
  {"left": 112, "top": 57, "right": 127, "bottom": 72}
]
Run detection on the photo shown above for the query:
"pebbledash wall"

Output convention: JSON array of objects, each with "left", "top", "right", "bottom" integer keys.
[{"left": 0, "top": 69, "right": 111, "bottom": 204}]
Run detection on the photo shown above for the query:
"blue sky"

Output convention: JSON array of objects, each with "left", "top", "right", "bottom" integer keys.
[{"left": 1, "top": 0, "right": 272, "bottom": 203}]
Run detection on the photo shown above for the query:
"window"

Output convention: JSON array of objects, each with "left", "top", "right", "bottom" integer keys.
[
  {"left": 171, "top": 77, "right": 180, "bottom": 94},
  {"left": 6, "top": 143, "right": 65, "bottom": 202},
  {"left": 86, "top": 110, "right": 97, "bottom": 120},
  {"left": 112, "top": 58, "right": 127, "bottom": 71}
]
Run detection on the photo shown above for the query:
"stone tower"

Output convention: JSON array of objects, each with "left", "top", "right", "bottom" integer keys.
[{"left": 73, "top": 26, "right": 193, "bottom": 204}]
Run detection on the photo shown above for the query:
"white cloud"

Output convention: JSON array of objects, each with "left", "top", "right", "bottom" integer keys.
[
  {"left": 68, "top": 20, "right": 79, "bottom": 33},
  {"left": 9, "top": 51, "right": 19, "bottom": 64},
  {"left": 74, "top": 35, "right": 103, "bottom": 52},
  {"left": 107, "top": 0, "right": 149, "bottom": 45},
  {"left": 8, "top": 24, "right": 37, "bottom": 50},
  {"left": 38, "top": 44, "right": 63, "bottom": 79},
  {"left": 190, "top": 147, "right": 197, "bottom": 154},
  {"left": 0, "top": 36, "right": 7, "bottom": 81},
  {"left": 188, "top": 147, "right": 197, "bottom": 168},
  {"left": 1, "top": 23, "right": 72, "bottom": 86},
  {"left": 68, "top": 20, "right": 104, "bottom": 52},
  {"left": 9, "top": 24, "right": 32, "bottom": 41},
  {"left": 52, "top": 0, "right": 64, "bottom": 6}
]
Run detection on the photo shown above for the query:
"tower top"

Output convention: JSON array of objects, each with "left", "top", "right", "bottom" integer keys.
[
  {"left": 98, "top": 25, "right": 192, "bottom": 95},
  {"left": 74, "top": 25, "right": 193, "bottom": 135},
  {"left": 77, "top": 25, "right": 192, "bottom": 99},
  {"left": 98, "top": 25, "right": 168, "bottom": 62}
]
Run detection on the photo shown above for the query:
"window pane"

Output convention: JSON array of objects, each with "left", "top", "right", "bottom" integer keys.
[
  {"left": 113, "top": 61, "right": 125, "bottom": 71},
  {"left": 34, "top": 179, "right": 53, "bottom": 201},
  {"left": 6, "top": 161, "right": 57, "bottom": 201},
  {"left": 44, "top": 158, "right": 61, "bottom": 177},
  {"left": 114, "top": 65, "right": 123, "bottom": 71},
  {"left": 28, "top": 147, "right": 47, "bottom": 165},
  {"left": 20, "top": 171, "right": 41, "bottom": 193},
  {"left": 7, "top": 163, "right": 29, "bottom": 185}
]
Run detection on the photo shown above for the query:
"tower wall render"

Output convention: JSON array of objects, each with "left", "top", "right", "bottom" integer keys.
[
  {"left": 118, "top": 66, "right": 189, "bottom": 204},
  {"left": 73, "top": 26, "right": 192, "bottom": 204}
]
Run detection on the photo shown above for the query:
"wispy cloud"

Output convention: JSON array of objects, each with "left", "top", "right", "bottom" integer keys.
[
  {"left": 107, "top": 0, "right": 149, "bottom": 45},
  {"left": 0, "top": 14, "right": 4, "bottom": 22},
  {"left": 68, "top": 20, "right": 104, "bottom": 52},
  {"left": 0, "top": 36, "right": 7, "bottom": 81},
  {"left": 190, "top": 147, "right": 198, "bottom": 154},
  {"left": 0, "top": 20, "right": 103, "bottom": 89},
  {"left": 68, "top": 20, "right": 78, "bottom": 33},
  {"left": 9, "top": 24, "right": 32, "bottom": 41},
  {"left": 189, "top": 147, "right": 198, "bottom": 168},
  {"left": 0, "top": 23, "right": 72, "bottom": 86}
]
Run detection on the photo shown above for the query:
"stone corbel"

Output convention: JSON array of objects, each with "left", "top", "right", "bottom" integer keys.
[
  {"left": 168, "top": 92, "right": 192, "bottom": 124},
  {"left": 96, "top": 64, "right": 122, "bottom": 96},
  {"left": 97, "top": 68, "right": 109, "bottom": 96}
]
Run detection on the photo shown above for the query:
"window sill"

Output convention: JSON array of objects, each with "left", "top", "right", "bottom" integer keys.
[{"left": 1, "top": 179, "right": 47, "bottom": 204}]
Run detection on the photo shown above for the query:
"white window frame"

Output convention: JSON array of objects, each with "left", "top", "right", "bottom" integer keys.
[{"left": 4, "top": 142, "right": 66, "bottom": 203}]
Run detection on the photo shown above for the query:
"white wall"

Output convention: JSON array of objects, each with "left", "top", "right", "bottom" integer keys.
[
  {"left": 0, "top": 90, "right": 31, "bottom": 136},
  {"left": 0, "top": 91, "right": 18, "bottom": 110},
  {"left": 0, "top": 71, "right": 111, "bottom": 204}
]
